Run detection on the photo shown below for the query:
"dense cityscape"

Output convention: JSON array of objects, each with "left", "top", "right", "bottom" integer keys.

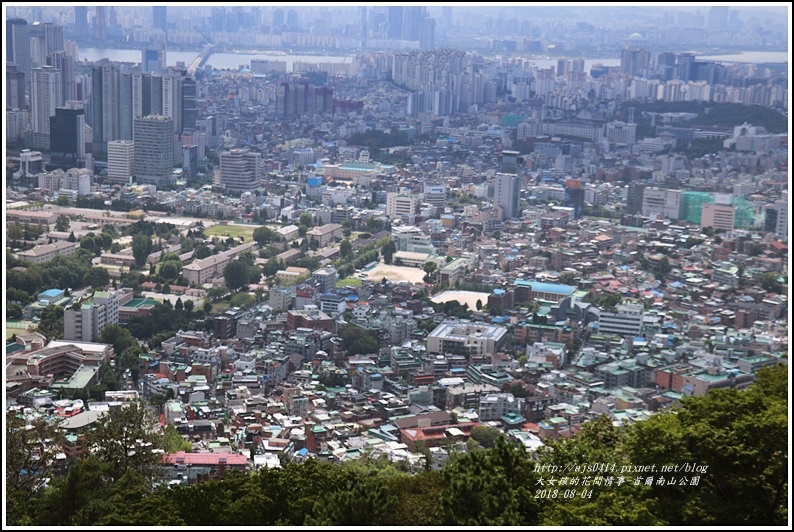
[{"left": 4, "top": 4, "right": 790, "bottom": 527}]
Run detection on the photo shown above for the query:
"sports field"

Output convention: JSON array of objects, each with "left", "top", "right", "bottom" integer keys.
[
  {"left": 431, "top": 290, "right": 491, "bottom": 309},
  {"left": 204, "top": 223, "right": 262, "bottom": 241},
  {"left": 364, "top": 263, "right": 427, "bottom": 283}
]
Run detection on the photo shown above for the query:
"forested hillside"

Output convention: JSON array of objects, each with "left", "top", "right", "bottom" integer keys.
[{"left": 6, "top": 363, "right": 788, "bottom": 526}]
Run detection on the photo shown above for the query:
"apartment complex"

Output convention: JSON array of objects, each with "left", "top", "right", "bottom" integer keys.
[{"left": 181, "top": 241, "right": 258, "bottom": 286}]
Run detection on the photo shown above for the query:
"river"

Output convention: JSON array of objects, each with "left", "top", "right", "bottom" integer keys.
[{"left": 78, "top": 47, "right": 352, "bottom": 71}]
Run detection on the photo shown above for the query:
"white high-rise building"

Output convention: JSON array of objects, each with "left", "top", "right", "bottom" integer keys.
[
  {"left": 220, "top": 148, "right": 262, "bottom": 192},
  {"left": 31, "top": 65, "right": 62, "bottom": 135},
  {"left": 386, "top": 191, "right": 420, "bottom": 221},
  {"left": 108, "top": 140, "right": 135, "bottom": 184}
]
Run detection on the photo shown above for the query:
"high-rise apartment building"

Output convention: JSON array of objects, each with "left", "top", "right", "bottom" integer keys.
[
  {"left": 494, "top": 173, "right": 521, "bottom": 220},
  {"left": 134, "top": 115, "right": 174, "bottom": 186},
  {"left": 29, "top": 22, "right": 64, "bottom": 67},
  {"left": 220, "top": 148, "right": 262, "bottom": 192},
  {"left": 107, "top": 140, "right": 135, "bottom": 184},
  {"left": 31, "top": 65, "right": 63, "bottom": 148}
]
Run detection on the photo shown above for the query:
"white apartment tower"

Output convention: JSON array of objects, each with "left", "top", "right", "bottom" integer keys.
[
  {"left": 107, "top": 140, "right": 135, "bottom": 184},
  {"left": 31, "top": 65, "right": 63, "bottom": 135}
]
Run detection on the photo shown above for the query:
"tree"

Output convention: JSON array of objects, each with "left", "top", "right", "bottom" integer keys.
[
  {"left": 381, "top": 240, "right": 397, "bottom": 264},
  {"left": 7, "top": 303, "right": 23, "bottom": 321},
  {"left": 6, "top": 411, "right": 64, "bottom": 525},
  {"left": 253, "top": 226, "right": 278, "bottom": 246},
  {"left": 194, "top": 245, "right": 212, "bottom": 260},
  {"left": 83, "top": 267, "right": 111, "bottom": 289},
  {"left": 469, "top": 425, "right": 502, "bottom": 449},
  {"left": 163, "top": 425, "right": 192, "bottom": 453},
  {"left": 174, "top": 297, "right": 183, "bottom": 310},
  {"left": 131, "top": 234, "right": 153, "bottom": 269},
  {"left": 476, "top": 299, "right": 483, "bottom": 311},
  {"left": 300, "top": 212, "right": 314, "bottom": 228},
  {"left": 9, "top": 222, "right": 24, "bottom": 241},
  {"left": 37, "top": 304, "right": 64, "bottom": 341},
  {"left": 68, "top": 231, "right": 77, "bottom": 242},
  {"left": 758, "top": 272, "right": 783, "bottom": 294},
  {"left": 183, "top": 300, "right": 194, "bottom": 313},
  {"left": 224, "top": 260, "right": 252, "bottom": 292},
  {"left": 83, "top": 401, "right": 164, "bottom": 482},
  {"left": 623, "top": 363, "right": 788, "bottom": 525},
  {"left": 441, "top": 438, "right": 545, "bottom": 525},
  {"left": 558, "top": 271, "right": 577, "bottom": 285},
  {"left": 309, "top": 238, "right": 320, "bottom": 251},
  {"left": 55, "top": 215, "right": 70, "bottom": 232},
  {"left": 100, "top": 324, "right": 137, "bottom": 355},
  {"left": 653, "top": 256, "right": 672, "bottom": 280},
  {"left": 340, "top": 239, "right": 353, "bottom": 258},
  {"left": 159, "top": 260, "right": 182, "bottom": 281}
]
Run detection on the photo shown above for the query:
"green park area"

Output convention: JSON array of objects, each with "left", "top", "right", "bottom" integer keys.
[
  {"left": 204, "top": 223, "right": 261, "bottom": 242},
  {"left": 336, "top": 277, "right": 362, "bottom": 288}
]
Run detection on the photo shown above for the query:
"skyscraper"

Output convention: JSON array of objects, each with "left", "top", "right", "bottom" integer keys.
[
  {"left": 31, "top": 65, "right": 62, "bottom": 141},
  {"left": 387, "top": 7, "right": 403, "bottom": 39},
  {"left": 495, "top": 151, "right": 522, "bottom": 220},
  {"left": 49, "top": 102, "right": 86, "bottom": 169},
  {"left": 29, "top": 22, "right": 64, "bottom": 67},
  {"left": 181, "top": 77, "right": 197, "bottom": 133},
  {"left": 220, "top": 148, "right": 262, "bottom": 192},
  {"left": 420, "top": 17, "right": 435, "bottom": 50},
  {"left": 142, "top": 45, "right": 166, "bottom": 73},
  {"left": 153, "top": 6, "right": 167, "bottom": 31},
  {"left": 94, "top": 6, "right": 107, "bottom": 40},
  {"left": 47, "top": 50, "right": 75, "bottom": 103},
  {"left": 6, "top": 64, "right": 26, "bottom": 110},
  {"left": 74, "top": 6, "right": 88, "bottom": 34},
  {"left": 626, "top": 181, "right": 645, "bottom": 215},
  {"left": 91, "top": 62, "right": 119, "bottom": 157},
  {"left": 7, "top": 18, "right": 32, "bottom": 79},
  {"left": 621, "top": 48, "right": 650, "bottom": 77},
  {"left": 494, "top": 173, "right": 521, "bottom": 220},
  {"left": 134, "top": 115, "right": 174, "bottom": 186}
]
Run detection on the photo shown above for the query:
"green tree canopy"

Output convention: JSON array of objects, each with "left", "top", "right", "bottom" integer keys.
[{"left": 131, "top": 234, "right": 153, "bottom": 268}]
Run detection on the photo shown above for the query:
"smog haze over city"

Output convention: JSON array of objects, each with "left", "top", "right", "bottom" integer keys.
[{"left": 3, "top": 2, "right": 791, "bottom": 529}]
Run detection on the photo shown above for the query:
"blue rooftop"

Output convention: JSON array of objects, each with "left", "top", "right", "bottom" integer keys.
[
  {"left": 513, "top": 280, "right": 576, "bottom": 296},
  {"left": 39, "top": 289, "right": 65, "bottom": 298}
]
